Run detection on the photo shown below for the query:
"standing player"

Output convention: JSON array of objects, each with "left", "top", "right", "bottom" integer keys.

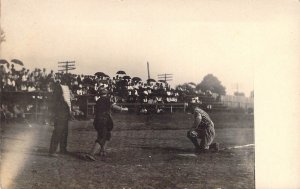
[
  {"left": 49, "top": 77, "right": 73, "bottom": 157},
  {"left": 187, "top": 106, "right": 219, "bottom": 153},
  {"left": 84, "top": 89, "right": 128, "bottom": 161}
]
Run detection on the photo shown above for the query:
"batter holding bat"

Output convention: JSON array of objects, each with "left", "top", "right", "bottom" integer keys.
[{"left": 84, "top": 88, "right": 128, "bottom": 161}]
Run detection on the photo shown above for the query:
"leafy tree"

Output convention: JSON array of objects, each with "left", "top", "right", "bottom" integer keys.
[
  {"left": 175, "top": 82, "right": 196, "bottom": 94},
  {"left": 234, "top": 91, "right": 245, "bottom": 96},
  {"left": 196, "top": 74, "right": 226, "bottom": 95}
]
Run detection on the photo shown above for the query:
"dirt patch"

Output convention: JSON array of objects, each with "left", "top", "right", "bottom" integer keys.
[{"left": 1, "top": 112, "right": 254, "bottom": 189}]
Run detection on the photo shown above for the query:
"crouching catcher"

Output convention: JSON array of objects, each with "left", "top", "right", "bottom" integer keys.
[{"left": 187, "top": 107, "right": 219, "bottom": 153}]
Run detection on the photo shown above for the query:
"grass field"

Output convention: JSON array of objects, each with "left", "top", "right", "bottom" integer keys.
[{"left": 1, "top": 112, "right": 254, "bottom": 189}]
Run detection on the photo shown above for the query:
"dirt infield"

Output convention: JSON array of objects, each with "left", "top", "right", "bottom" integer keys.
[{"left": 1, "top": 112, "right": 254, "bottom": 189}]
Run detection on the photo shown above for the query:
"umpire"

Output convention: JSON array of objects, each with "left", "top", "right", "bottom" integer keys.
[{"left": 49, "top": 77, "right": 72, "bottom": 157}]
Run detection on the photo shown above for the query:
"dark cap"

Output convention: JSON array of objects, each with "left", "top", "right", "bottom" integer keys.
[{"left": 98, "top": 88, "right": 109, "bottom": 95}]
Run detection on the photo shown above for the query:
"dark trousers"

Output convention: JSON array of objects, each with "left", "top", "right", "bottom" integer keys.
[
  {"left": 94, "top": 115, "right": 113, "bottom": 144},
  {"left": 49, "top": 118, "right": 69, "bottom": 154},
  {"left": 187, "top": 127, "right": 215, "bottom": 150}
]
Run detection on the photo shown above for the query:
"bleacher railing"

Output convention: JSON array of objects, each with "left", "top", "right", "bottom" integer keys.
[{"left": 1, "top": 91, "right": 254, "bottom": 121}]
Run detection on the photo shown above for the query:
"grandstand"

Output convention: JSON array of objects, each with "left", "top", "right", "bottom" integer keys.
[{"left": 0, "top": 63, "right": 253, "bottom": 122}]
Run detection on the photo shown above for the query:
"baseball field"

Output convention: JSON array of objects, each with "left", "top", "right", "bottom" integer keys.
[{"left": 1, "top": 111, "right": 254, "bottom": 189}]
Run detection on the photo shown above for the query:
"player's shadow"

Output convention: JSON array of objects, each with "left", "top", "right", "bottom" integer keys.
[{"left": 31, "top": 147, "right": 89, "bottom": 160}]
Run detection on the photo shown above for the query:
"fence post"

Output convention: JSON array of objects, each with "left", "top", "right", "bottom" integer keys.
[
  {"left": 86, "top": 96, "right": 88, "bottom": 119},
  {"left": 35, "top": 95, "right": 38, "bottom": 121}
]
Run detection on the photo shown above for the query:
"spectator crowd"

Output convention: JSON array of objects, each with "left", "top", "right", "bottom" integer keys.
[{"left": 0, "top": 62, "right": 216, "bottom": 122}]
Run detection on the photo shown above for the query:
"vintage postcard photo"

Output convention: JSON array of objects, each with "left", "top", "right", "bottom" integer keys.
[{"left": 0, "top": 1, "right": 299, "bottom": 189}]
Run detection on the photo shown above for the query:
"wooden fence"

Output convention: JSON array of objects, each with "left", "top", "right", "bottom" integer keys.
[
  {"left": 1, "top": 92, "right": 254, "bottom": 121},
  {"left": 220, "top": 95, "right": 254, "bottom": 110}
]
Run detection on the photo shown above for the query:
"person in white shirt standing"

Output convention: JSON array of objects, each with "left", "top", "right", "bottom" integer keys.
[{"left": 49, "top": 76, "right": 73, "bottom": 157}]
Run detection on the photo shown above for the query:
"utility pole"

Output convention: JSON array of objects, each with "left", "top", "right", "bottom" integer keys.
[
  {"left": 157, "top": 73, "right": 173, "bottom": 83},
  {"left": 158, "top": 73, "right": 173, "bottom": 89},
  {"left": 236, "top": 83, "right": 239, "bottom": 93},
  {"left": 147, "top": 61, "right": 150, "bottom": 80},
  {"left": 58, "top": 61, "right": 76, "bottom": 73}
]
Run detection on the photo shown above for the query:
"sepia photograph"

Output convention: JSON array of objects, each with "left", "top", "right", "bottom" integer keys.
[{"left": 0, "top": 0, "right": 299, "bottom": 189}]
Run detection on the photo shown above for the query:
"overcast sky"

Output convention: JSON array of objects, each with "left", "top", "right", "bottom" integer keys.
[{"left": 1, "top": 0, "right": 299, "bottom": 96}]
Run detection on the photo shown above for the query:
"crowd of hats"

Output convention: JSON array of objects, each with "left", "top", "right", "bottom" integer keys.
[
  {"left": 0, "top": 61, "right": 221, "bottom": 122},
  {"left": 68, "top": 70, "right": 183, "bottom": 104},
  {"left": 0, "top": 61, "right": 215, "bottom": 104},
  {"left": 0, "top": 62, "right": 187, "bottom": 103}
]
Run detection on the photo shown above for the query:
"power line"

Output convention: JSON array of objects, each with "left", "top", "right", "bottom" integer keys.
[
  {"left": 58, "top": 61, "right": 76, "bottom": 73},
  {"left": 157, "top": 73, "right": 173, "bottom": 82}
]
